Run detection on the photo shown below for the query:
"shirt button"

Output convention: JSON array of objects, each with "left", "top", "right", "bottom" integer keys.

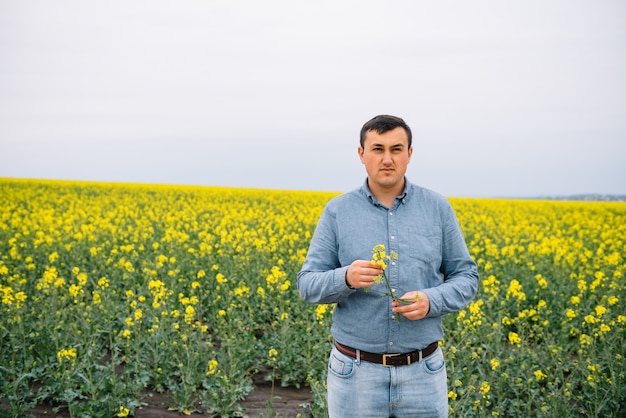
[
  {"left": 389, "top": 341, "right": 394, "bottom": 346},
  {"left": 390, "top": 235, "right": 395, "bottom": 240},
  {"left": 389, "top": 212, "right": 393, "bottom": 216},
  {"left": 392, "top": 261, "right": 396, "bottom": 266}
]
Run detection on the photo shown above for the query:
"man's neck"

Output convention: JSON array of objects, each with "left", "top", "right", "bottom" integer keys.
[{"left": 368, "top": 180, "right": 405, "bottom": 208}]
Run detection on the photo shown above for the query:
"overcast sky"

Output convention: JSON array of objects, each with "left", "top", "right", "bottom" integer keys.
[{"left": 1, "top": 0, "right": 625, "bottom": 197}]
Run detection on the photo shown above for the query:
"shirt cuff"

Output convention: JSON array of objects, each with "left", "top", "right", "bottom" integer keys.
[{"left": 336, "top": 267, "right": 354, "bottom": 295}]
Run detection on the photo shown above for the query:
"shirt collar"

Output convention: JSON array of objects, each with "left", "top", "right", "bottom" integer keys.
[{"left": 361, "top": 178, "right": 410, "bottom": 206}]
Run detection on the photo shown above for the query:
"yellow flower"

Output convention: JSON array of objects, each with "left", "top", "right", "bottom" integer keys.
[
  {"left": 372, "top": 259, "right": 387, "bottom": 272},
  {"left": 184, "top": 306, "right": 195, "bottom": 324},
  {"left": 268, "top": 348, "right": 278, "bottom": 362},
  {"left": 534, "top": 370, "right": 547, "bottom": 381},
  {"left": 69, "top": 284, "right": 82, "bottom": 298},
  {"left": 490, "top": 359, "right": 500, "bottom": 370},
  {"left": 117, "top": 406, "right": 130, "bottom": 417},
  {"left": 372, "top": 244, "right": 385, "bottom": 254},
  {"left": 77, "top": 272, "right": 88, "bottom": 286},
  {"left": 508, "top": 332, "right": 521, "bottom": 346},
  {"left": 38, "top": 266, "right": 58, "bottom": 290},
  {"left": 535, "top": 274, "right": 548, "bottom": 289},
  {"left": 148, "top": 279, "right": 165, "bottom": 291},
  {"left": 580, "top": 334, "right": 593, "bottom": 345},
  {"left": 234, "top": 285, "right": 250, "bottom": 297},
  {"left": 218, "top": 309, "right": 226, "bottom": 317},
  {"left": 206, "top": 359, "right": 218, "bottom": 376},
  {"left": 57, "top": 347, "right": 77, "bottom": 363},
  {"left": 479, "top": 381, "right": 490, "bottom": 395},
  {"left": 368, "top": 244, "right": 401, "bottom": 303},
  {"left": 506, "top": 279, "right": 526, "bottom": 301},
  {"left": 14, "top": 291, "right": 27, "bottom": 304},
  {"left": 315, "top": 304, "right": 329, "bottom": 321}
]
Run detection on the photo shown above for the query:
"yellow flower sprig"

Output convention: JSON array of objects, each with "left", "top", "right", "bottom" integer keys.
[{"left": 369, "top": 244, "right": 420, "bottom": 322}]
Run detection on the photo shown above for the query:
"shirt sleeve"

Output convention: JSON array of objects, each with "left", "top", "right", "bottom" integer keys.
[
  {"left": 297, "top": 204, "right": 355, "bottom": 304},
  {"left": 423, "top": 200, "right": 480, "bottom": 317}
]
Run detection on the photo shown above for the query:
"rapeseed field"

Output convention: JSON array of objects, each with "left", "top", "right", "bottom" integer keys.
[{"left": 1, "top": 179, "right": 624, "bottom": 417}]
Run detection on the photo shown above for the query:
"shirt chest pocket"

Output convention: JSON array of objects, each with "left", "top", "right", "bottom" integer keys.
[{"left": 407, "top": 226, "right": 442, "bottom": 265}]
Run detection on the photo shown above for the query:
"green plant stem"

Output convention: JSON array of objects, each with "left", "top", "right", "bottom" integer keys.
[
  {"left": 367, "top": 289, "right": 414, "bottom": 305},
  {"left": 380, "top": 272, "right": 410, "bottom": 323}
]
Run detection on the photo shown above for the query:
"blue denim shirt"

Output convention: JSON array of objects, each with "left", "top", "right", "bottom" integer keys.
[{"left": 297, "top": 179, "right": 479, "bottom": 353}]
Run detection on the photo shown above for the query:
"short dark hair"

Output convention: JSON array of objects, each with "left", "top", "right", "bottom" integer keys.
[{"left": 360, "top": 115, "right": 412, "bottom": 149}]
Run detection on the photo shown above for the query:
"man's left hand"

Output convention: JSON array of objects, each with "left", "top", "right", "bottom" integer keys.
[{"left": 391, "top": 291, "right": 430, "bottom": 320}]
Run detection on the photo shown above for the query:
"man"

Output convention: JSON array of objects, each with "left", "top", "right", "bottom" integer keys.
[{"left": 297, "top": 115, "right": 479, "bottom": 417}]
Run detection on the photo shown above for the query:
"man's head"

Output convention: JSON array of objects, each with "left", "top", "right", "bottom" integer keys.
[
  {"left": 359, "top": 115, "right": 412, "bottom": 149},
  {"left": 358, "top": 114, "right": 413, "bottom": 196}
]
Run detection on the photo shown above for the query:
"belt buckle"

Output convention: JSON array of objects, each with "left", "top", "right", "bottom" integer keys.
[{"left": 382, "top": 353, "right": 406, "bottom": 367}]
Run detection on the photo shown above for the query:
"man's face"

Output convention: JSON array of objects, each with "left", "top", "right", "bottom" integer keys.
[{"left": 359, "top": 127, "right": 412, "bottom": 192}]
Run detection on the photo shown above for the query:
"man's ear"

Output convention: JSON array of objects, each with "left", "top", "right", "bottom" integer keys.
[{"left": 358, "top": 146, "right": 365, "bottom": 163}]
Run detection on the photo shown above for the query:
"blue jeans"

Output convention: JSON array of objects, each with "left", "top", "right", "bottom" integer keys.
[{"left": 327, "top": 345, "right": 448, "bottom": 417}]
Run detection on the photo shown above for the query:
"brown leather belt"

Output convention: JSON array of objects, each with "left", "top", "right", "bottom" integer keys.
[{"left": 334, "top": 340, "right": 438, "bottom": 367}]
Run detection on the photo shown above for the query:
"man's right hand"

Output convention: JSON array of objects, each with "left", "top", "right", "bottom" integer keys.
[{"left": 345, "top": 260, "right": 383, "bottom": 289}]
